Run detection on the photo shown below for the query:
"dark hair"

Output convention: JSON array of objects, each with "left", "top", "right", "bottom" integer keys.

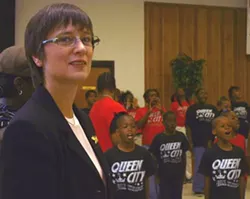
[
  {"left": 143, "top": 89, "right": 159, "bottom": 102},
  {"left": 217, "top": 96, "right": 229, "bottom": 106},
  {"left": 173, "top": 88, "right": 192, "bottom": 106},
  {"left": 25, "top": 3, "right": 94, "bottom": 87},
  {"left": 120, "top": 90, "right": 134, "bottom": 104},
  {"left": 109, "top": 112, "right": 129, "bottom": 134},
  {"left": 195, "top": 88, "right": 204, "bottom": 97},
  {"left": 170, "top": 93, "right": 176, "bottom": 103},
  {"left": 96, "top": 72, "right": 116, "bottom": 93},
  {"left": 85, "top": 90, "right": 97, "bottom": 99},
  {"left": 228, "top": 86, "right": 240, "bottom": 101},
  {"left": 162, "top": 111, "right": 175, "bottom": 121}
]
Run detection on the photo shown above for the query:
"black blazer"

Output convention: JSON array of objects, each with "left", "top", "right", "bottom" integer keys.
[{"left": 1, "top": 86, "right": 112, "bottom": 199}]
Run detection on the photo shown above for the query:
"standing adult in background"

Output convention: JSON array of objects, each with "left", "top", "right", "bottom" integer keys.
[
  {"left": 90, "top": 72, "right": 126, "bottom": 152},
  {"left": 0, "top": 46, "right": 34, "bottom": 143},
  {"left": 228, "top": 86, "right": 250, "bottom": 147},
  {"left": 82, "top": 89, "right": 97, "bottom": 115},
  {"left": 1, "top": 3, "right": 111, "bottom": 199},
  {"left": 186, "top": 88, "right": 218, "bottom": 196},
  {"left": 0, "top": 46, "right": 34, "bottom": 199}
]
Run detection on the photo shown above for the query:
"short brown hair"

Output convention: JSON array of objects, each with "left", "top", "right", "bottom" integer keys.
[{"left": 25, "top": 3, "right": 94, "bottom": 87}]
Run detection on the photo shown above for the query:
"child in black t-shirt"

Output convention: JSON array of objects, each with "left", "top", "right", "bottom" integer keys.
[
  {"left": 105, "top": 112, "right": 156, "bottom": 199},
  {"left": 149, "top": 111, "right": 190, "bottom": 199},
  {"left": 199, "top": 116, "right": 248, "bottom": 199},
  {"left": 228, "top": 86, "right": 250, "bottom": 143}
]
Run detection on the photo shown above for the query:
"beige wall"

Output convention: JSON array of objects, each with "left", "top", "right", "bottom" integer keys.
[{"left": 15, "top": 0, "right": 246, "bottom": 106}]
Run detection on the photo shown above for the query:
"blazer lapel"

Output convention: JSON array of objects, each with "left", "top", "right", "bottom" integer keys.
[
  {"left": 32, "top": 86, "right": 106, "bottom": 181},
  {"left": 74, "top": 107, "right": 111, "bottom": 178}
]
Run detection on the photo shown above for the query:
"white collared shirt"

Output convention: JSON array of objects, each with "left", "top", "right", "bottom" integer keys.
[{"left": 65, "top": 114, "right": 105, "bottom": 183}]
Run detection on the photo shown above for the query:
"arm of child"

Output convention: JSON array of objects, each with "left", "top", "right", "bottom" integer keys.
[
  {"left": 198, "top": 150, "right": 211, "bottom": 199},
  {"left": 145, "top": 178, "right": 150, "bottom": 199},
  {"left": 186, "top": 126, "right": 193, "bottom": 152},
  {"left": 240, "top": 176, "right": 245, "bottom": 199},
  {"left": 204, "top": 176, "right": 211, "bottom": 199},
  {"left": 135, "top": 108, "right": 151, "bottom": 129}
]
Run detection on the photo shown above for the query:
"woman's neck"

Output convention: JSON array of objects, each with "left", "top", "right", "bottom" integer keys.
[{"left": 45, "top": 80, "right": 78, "bottom": 118}]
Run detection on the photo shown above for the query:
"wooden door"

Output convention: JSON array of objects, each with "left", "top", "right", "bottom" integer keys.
[{"left": 75, "top": 67, "right": 110, "bottom": 108}]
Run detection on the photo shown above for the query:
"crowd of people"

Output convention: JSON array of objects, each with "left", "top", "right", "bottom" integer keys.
[{"left": 0, "top": 2, "right": 249, "bottom": 199}]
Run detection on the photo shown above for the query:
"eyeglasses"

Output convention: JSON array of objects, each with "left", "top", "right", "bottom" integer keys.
[{"left": 42, "top": 35, "right": 100, "bottom": 48}]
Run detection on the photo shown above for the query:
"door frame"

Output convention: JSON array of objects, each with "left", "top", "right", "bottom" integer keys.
[{"left": 92, "top": 60, "right": 115, "bottom": 76}]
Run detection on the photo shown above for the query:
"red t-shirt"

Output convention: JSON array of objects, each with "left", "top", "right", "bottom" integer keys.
[
  {"left": 89, "top": 97, "right": 126, "bottom": 152},
  {"left": 128, "top": 108, "right": 142, "bottom": 134},
  {"left": 214, "top": 134, "right": 246, "bottom": 154},
  {"left": 171, "top": 101, "right": 190, "bottom": 127},
  {"left": 127, "top": 109, "right": 137, "bottom": 118},
  {"left": 135, "top": 107, "right": 165, "bottom": 145}
]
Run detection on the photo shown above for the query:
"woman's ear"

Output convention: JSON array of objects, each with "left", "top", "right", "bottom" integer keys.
[{"left": 32, "top": 56, "right": 43, "bottom": 67}]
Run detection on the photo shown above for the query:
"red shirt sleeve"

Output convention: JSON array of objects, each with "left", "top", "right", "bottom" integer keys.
[
  {"left": 135, "top": 108, "right": 145, "bottom": 122},
  {"left": 171, "top": 102, "right": 177, "bottom": 112},
  {"left": 90, "top": 99, "right": 126, "bottom": 152}
]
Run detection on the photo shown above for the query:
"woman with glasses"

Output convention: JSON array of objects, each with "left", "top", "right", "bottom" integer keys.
[{"left": 1, "top": 3, "right": 110, "bottom": 199}]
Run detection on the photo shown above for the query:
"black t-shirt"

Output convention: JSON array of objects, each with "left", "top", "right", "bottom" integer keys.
[
  {"left": 231, "top": 101, "right": 249, "bottom": 138},
  {"left": 105, "top": 145, "right": 156, "bottom": 199},
  {"left": 186, "top": 103, "right": 218, "bottom": 147},
  {"left": 199, "top": 144, "right": 248, "bottom": 199},
  {"left": 149, "top": 131, "right": 189, "bottom": 180}
]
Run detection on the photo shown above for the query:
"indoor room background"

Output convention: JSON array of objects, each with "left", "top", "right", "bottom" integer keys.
[{"left": 11, "top": 0, "right": 249, "bottom": 108}]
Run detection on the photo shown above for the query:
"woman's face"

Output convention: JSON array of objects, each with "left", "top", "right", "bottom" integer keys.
[{"left": 36, "top": 23, "right": 94, "bottom": 85}]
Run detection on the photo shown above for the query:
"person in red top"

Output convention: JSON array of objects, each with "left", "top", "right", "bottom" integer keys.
[
  {"left": 120, "top": 91, "right": 138, "bottom": 118},
  {"left": 120, "top": 90, "right": 141, "bottom": 145},
  {"left": 135, "top": 88, "right": 165, "bottom": 199},
  {"left": 135, "top": 89, "right": 166, "bottom": 146},
  {"left": 171, "top": 87, "right": 191, "bottom": 128},
  {"left": 89, "top": 72, "right": 126, "bottom": 152},
  {"left": 171, "top": 87, "right": 193, "bottom": 182}
]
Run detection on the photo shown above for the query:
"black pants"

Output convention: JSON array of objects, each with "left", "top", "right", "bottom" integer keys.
[{"left": 159, "top": 178, "right": 183, "bottom": 199}]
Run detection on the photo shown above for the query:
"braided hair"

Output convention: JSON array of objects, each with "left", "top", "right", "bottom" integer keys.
[
  {"left": 96, "top": 72, "right": 116, "bottom": 93},
  {"left": 109, "top": 112, "right": 129, "bottom": 134}
]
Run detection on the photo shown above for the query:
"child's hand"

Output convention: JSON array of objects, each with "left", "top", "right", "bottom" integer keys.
[
  {"left": 148, "top": 100, "right": 153, "bottom": 113},
  {"left": 155, "top": 97, "right": 162, "bottom": 110}
]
